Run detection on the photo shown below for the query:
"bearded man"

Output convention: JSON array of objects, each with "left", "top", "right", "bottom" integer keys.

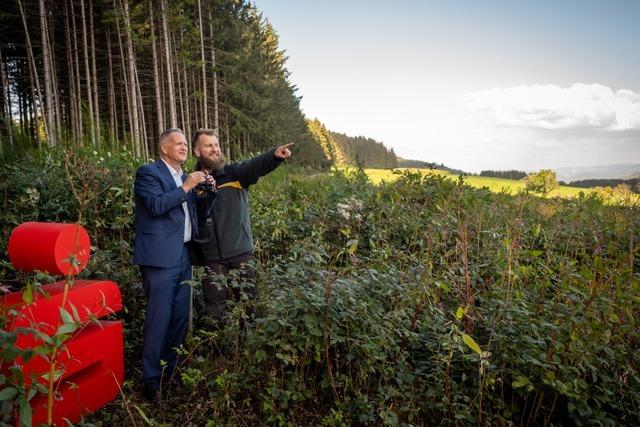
[{"left": 191, "top": 128, "right": 293, "bottom": 327}]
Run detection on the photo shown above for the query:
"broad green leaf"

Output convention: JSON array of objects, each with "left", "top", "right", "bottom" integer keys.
[
  {"left": 0, "top": 387, "right": 17, "bottom": 401},
  {"left": 461, "top": 333, "right": 482, "bottom": 356},
  {"left": 512, "top": 375, "right": 531, "bottom": 389},
  {"left": 22, "top": 283, "right": 34, "bottom": 305},
  {"left": 456, "top": 306, "right": 464, "bottom": 320},
  {"left": 40, "top": 370, "right": 64, "bottom": 383},
  {"left": 302, "top": 313, "right": 316, "bottom": 327},
  {"left": 19, "top": 398, "right": 32, "bottom": 427},
  {"left": 34, "top": 383, "right": 49, "bottom": 394},
  {"left": 70, "top": 303, "right": 80, "bottom": 322},
  {"left": 34, "top": 331, "right": 54, "bottom": 346},
  {"left": 346, "top": 239, "right": 358, "bottom": 255},
  {"left": 59, "top": 307, "right": 74, "bottom": 324},
  {"left": 56, "top": 323, "right": 78, "bottom": 336}
]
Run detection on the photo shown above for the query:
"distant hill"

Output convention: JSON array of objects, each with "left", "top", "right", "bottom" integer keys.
[
  {"left": 552, "top": 163, "right": 640, "bottom": 182},
  {"left": 307, "top": 119, "right": 397, "bottom": 168},
  {"left": 329, "top": 131, "right": 397, "bottom": 169},
  {"left": 306, "top": 119, "right": 465, "bottom": 173},
  {"left": 397, "top": 158, "right": 467, "bottom": 175},
  {"left": 396, "top": 158, "right": 431, "bottom": 168},
  {"left": 479, "top": 170, "right": 527, "bottom": 180},
  {"left": 568, "top": 178, "right": 640, "bottom": 193}
]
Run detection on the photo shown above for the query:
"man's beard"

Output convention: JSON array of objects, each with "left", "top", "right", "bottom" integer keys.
[{"left": 199, "top": 153, "right": 225, "bottom": 171}]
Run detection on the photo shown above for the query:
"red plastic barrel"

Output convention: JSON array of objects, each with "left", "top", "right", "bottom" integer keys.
[{"left": 7, "top": 222, "right": 91, "bottom": 276}]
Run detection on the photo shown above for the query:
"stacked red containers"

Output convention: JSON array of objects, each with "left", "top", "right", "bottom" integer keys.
[{"left": 2, "top": 222, "right": 124, "bottom": 426}]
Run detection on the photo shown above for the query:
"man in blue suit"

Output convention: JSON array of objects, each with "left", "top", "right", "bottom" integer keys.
[{"left": 133, "top": 128, "right": 212, "bottom": 402}]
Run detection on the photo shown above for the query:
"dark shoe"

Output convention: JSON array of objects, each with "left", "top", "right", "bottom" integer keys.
[{"left": 143, "top": 385, "right": 161, "bottom": 403}]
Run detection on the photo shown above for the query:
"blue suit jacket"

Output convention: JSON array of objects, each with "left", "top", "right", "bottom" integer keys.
[{"left": 132, "top": 159, "right": 197, "bottom": 268}]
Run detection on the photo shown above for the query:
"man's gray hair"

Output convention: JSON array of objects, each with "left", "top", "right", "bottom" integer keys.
[{"left": 159, "top": 127, "right": 184, "bottom": 148}]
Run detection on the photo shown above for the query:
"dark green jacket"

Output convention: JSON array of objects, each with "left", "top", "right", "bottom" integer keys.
[{"left": 194, "top": 148, "right": 282, "bottom": 262}]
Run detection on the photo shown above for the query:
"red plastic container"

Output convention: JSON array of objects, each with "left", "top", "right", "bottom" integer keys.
[{"left": 7, "top": 222, "right": 91, "bottom": 276}]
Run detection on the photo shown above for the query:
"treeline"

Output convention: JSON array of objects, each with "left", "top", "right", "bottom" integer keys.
[
  {"left": 0, "top": 0, "right": 326, "bottom": 166},
  {"left": 307, "top": 118, "right": 397, "bottom": 168},
  {"left": 330, "top": 131, "right": 397, "bottom": 169},
  {"left": 479, "top": 170, "right": 527, "bottom": 180},
  {"left": 568, "top": 178, "right": 640, "bottom": 193},
  {"left": 397, "top": 158, "right": 466, "bottom": 175}
]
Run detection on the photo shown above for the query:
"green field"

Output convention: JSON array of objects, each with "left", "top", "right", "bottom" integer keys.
[{"left": 362, "top": 167, "right": 590, "bottom": 197}]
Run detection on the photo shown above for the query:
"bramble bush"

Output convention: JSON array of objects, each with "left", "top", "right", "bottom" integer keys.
[{"left": 1, "top": 148, "right": 639, "bottom": 426}]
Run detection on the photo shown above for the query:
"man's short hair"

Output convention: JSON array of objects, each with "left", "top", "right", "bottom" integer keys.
[
  {"left": 159, "top": 128, "right": 184, "bottom": 147},
  {"left": 192, "top": 128, "right": 218, "bottom": 147}
]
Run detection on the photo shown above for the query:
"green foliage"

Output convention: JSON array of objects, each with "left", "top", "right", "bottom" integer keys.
[
  {"left": 1, "top": 149, "right": 639, "bottom": 426},
  {"left": 591, "top": 184, "right": 640, "bottom": 206},
  {"left": 524, "top": 169, "right": 560, "bottom": 195}
]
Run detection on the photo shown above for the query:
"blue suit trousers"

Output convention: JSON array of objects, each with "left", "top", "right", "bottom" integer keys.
[{"left": 140, "top": 245, "right": 191, "bottom": 390}]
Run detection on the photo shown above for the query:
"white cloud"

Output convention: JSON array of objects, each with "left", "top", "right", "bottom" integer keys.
[{"left": 460, "top": 83, "right": 640, "bottom": 131}]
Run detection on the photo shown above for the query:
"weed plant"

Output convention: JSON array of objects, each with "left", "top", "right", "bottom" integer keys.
[{"left": 1, "top": 149, "right": 639, "bottom": 426}]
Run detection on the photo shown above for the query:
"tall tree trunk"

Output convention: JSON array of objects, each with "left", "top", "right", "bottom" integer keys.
[
  {"left": 47, "top": 9, "right": 62, "bottom": 137},
  {"left": 71, "top": 0, "right": 83, "bottom": 138},
  {"left": 160, "top": 54, "right": 166, "bottom": 131},
  {"left": 18, "top": 75, "right": 26, "bottom": 136},
  {"left": 39, "top": 0, "right": 56, "bottom": 146},
  {"left": 134, "top": 60, "right": 148, "bottom": 159},
  {"left": 172, "top": 31, "right": 185, "bottom": 132},
  {"left": 89, "top": 0, "right": 100, "bottom": 145},
  {"left": 26, "top": 51, "right": 39, "bottom": 142},
  {"left": 192, "top": 68, "right": 199, "bottom": 134},
  {"left": 64, "top": 0, "right": 79, "bottom": 141},
  {"left": 106, "top": 29, "right": 117, "bottom": 144},
  {"left": 160, "top": 0, "right": 176, "bottom": 127},
  {"left": 80, "top": 0, "right": 95, "bottom": 146},
  {"left": 19, "top": 0, "right": 44, "bottom": 147},
  {"left": 113, "top": 0, "right": 132, "bottom": 147},
  {"left": 182, "top": 62, "right": 190, "bottom": 143},
  {"left": 224, "top": 108, "right": 230, "bottom": 160},
  {"left": 28, "top": 89, "right": 35, "bottom": 140},
  {"left": 122, "top": 0, "right": 141, "bottom": 155},
  {"left": 198, "top": 0, "right": 207, "bottom": 128},
  {"left": 208, "top": 8, "right": 219, "bottom": 133},
  {"left": 149, "top": 4, "right": 164, "bottom": 134},
  {"left": 0, "top": 48, "right": 13, "bottom": 148},
  {"left": 175, "top": 47, "right": 185, "bottom": 132}
]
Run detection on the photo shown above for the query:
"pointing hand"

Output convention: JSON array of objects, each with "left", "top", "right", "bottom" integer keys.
[{"left": 274, "top": 143, "right": 294, "bottom": 159}]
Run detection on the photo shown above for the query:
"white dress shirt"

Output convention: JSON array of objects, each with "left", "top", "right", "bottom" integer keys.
[{"left": 161, "top": 158, "right": 192, "bottom": 243}]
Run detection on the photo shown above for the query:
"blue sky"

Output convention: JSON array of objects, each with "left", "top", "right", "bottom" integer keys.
[{"left": 252, "top": 0, "right": 640, "bottom": 172}]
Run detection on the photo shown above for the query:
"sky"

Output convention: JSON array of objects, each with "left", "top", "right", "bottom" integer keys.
[{"left": 252, "top": 0, "right": 640, "bottom": 173}]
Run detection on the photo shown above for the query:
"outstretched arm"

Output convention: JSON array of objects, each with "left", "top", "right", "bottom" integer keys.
[{"left": 234, "top": 143, "right": 295, "bottom": 187}]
